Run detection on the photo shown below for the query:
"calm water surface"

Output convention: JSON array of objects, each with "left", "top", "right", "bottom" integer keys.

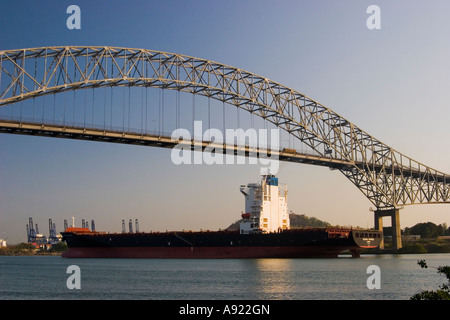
[{"left": 0, "top": 253, "right": 449, "bottom": 300}]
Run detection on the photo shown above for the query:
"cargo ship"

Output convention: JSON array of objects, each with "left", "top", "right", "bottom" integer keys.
[{"left": 61, "top": 175, "right": 382, "bottom": 258}]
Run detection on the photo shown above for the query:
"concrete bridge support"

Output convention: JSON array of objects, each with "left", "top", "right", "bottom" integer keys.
[{"left": 374, "top": 208, "right": 402, "bottom": 251}]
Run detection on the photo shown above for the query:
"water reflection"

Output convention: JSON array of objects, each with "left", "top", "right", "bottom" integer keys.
[{"left": 243, "top": 259, "right": 297, "bottom": 299}]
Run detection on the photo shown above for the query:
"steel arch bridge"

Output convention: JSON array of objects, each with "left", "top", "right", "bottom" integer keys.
[{"left": 0, "top": 46, "right": 449, "bottom": 211}]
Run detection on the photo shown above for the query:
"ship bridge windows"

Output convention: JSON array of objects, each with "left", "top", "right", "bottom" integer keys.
[{"left": 355, "top": 232, "right": 381, "bottom": 239}]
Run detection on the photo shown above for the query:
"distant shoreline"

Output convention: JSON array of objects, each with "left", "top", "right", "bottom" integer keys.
[
  {"left": 0, "top": 248, "right": 63, "bottom": 256},
  {"left": 2, "top": 248, "right": 450, "bottom": 257},
  {"left": 0, "top": 243, "right": 66, "bottom": 256},
  {"left": 2, "top": 251, "right": 450, "bottom": 257},
  {"left": 0, "top": 251, "right": 62, "bottom": 256},
  {"left": 362, "top": 238, "right": 450, "bottom": 254},
  {"left": 2, "top": 236, "right": 449, "bottom": 256}
]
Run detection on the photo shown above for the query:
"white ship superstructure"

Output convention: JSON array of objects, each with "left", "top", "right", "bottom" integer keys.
[{"left": 239, "top": 175, "right": 289, "bottom": 234}]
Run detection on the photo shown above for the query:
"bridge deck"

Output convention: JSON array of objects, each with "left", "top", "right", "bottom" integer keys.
[
  {"left": 0, "top": 119, "right": 354, "bottom": 169},
  {"left": 1, "top": 119, "right": 449, "bottom": 187}
]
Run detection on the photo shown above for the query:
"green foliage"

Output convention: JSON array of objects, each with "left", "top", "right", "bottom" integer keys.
[
  {"left": 403, "top": 222, "right": 450, "bottom": 238},
  {"left": 49, "top": 242, "right": 68, "bottom": 252},
  {"left": 411, "top": 289, "right": 450, "bottom": 300},
  {"left": 426, "top": 243, "right": 450, "bottom": 253},
  {"left": 15, "top": 243, "right": 35, "bottom": 250},
  {"left": 0, "top": 243, "right": 35, "bottom": 255},
  {"left": 398, "top": 243, "right": 427, "bottom": 254},
  {"left": 417, "top": 259, "right": 428, "bottom": 268},
  {"left": 288, "top": 213, "right": 331, "bottom": 228},
  {"left": 0, "top": 242, "right": 68, "bottom": 255},
  {"left": 411, "top": 260, "right": 450, "bottom": 300}
]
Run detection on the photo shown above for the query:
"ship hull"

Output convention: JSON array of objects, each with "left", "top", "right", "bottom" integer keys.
[
  {"left": 61, "top": 229, "right": 382, "bottom": 259},
  {"left": 62, "top": 245, "right": 358, "bottom": 259}
]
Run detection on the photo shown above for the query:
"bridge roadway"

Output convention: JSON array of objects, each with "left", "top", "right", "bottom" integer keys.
[
  {"left": 1, "top": 119, "right": 449, "bottom": 186},
  {"left": 0, "top": 119, "right": 355, "bottom": 169}
]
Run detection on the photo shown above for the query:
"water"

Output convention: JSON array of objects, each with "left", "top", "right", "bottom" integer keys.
[{"left": 0, "top": 254, "right": 449, "bottom": 300}]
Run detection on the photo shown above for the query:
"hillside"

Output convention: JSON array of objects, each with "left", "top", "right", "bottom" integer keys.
[{"left": 289, "top": 213, "right": 331, "bottom": 228}]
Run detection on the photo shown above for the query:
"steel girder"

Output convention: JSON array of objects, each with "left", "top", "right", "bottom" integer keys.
[{"left": 0, "top": 46, "right": 449, "bottom": 208}]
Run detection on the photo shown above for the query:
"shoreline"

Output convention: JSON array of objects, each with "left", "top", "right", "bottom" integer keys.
[
  {"left": 2, "top": 238, "right": 449, "bottom": 256},
  {"left": 2, "top": 249, "right": 450, "bottom": 257},
  {"left": 0, "top": 250, "right": 63, "bottom": 256}
]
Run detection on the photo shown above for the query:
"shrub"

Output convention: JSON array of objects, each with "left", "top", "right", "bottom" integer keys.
[{"left": 411, "top": 260, "right": 450, "bottom": 300}]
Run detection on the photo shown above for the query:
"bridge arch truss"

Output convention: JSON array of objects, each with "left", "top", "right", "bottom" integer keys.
[{"left": 0, "top": 46, "right": 449, "bottom": 209}]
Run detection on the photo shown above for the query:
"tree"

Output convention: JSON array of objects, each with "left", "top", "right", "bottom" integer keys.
[
  {"left": 403, "top": 222, "right": 444, "bottom": 238},
  {"left": 16, "top": 243, "right": 35, "bottom": 250},
  {"left": 411, "top": 260, "right": 450, "bottom": 300},
  {"left": 49, "top": 242, "right": 68, "bottom": 252}
]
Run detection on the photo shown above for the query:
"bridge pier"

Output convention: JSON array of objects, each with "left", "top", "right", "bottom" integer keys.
[{"left": 374, "top": 208, "right": 402, "bottom": 251}]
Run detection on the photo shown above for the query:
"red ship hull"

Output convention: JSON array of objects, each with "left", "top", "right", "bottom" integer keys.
[{"left": 62, "top": 245, "right": 361, "bottom": 259}]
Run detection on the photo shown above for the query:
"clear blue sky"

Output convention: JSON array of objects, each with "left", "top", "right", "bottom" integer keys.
[{"left": 1, "top": 0, "right": 449, "bottom": 244}]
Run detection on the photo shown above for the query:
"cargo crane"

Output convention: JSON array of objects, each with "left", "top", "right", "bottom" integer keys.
[
  {"left": 48, "top": 219, "right": 59, "bottom": 244},
  {"left": 26, "top": 218, "right": 47, "bottom": 246},
  {"left": 62, "top": 217, "right": 94, "bottom": 232},
  {"left": 27, "top": 217, "right": 64, "bottom": 247},
  {"left": 129, "top": 219, "right": 133, "bottom": 233},
  {"left": 27, "top": 217, "right": 36, "bottom": 243},
  {"left": 35, "top": 222, "right": 48, "bottom": 244},
  {"left": 80, "top": 219, "right": 95, "bottom": 231},
  {"left": 121, "top": 219, "right": 138, "bottom": 233}
]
